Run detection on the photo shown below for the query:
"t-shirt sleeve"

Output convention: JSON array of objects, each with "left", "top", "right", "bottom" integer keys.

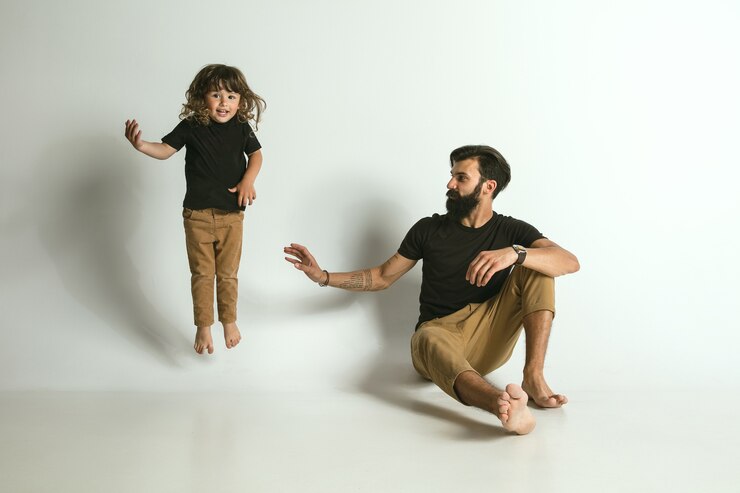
[
  {"left": 507, "top": 217, "right": 546, "bottom": 247},
  {"left": 244, "top": 124, "right": 261, "bottom": 155},
  {"left": 161, "top": 120, "right": 190, "bottom": 151},
  {"left": 398, "top": 217, "right": 430, "bottom": 260}
]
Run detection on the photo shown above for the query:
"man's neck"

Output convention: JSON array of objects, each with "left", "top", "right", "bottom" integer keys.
[{"left": 459, "top": 206, "right": 494, "bottom": 228}]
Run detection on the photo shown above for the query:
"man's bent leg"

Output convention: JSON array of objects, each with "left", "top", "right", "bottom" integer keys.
[
  {"left": 521, "top": 310, "right": 568, "bottom": 408},
  {"left": 411, "top": 313, "right": 535, "bottom": 435},
  {"left": 461, "top": 267, "right": 565, "bottom": 408},
  {"left": 411, "top": 324, "right": 472, "bottom": 401},
  {"left": 453, "top": 371, "right": 535, "bottom": 435}
]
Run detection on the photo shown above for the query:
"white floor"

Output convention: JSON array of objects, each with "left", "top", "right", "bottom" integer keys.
[{"left": 2, "top": 386, "right": 738, "bottom": 493}]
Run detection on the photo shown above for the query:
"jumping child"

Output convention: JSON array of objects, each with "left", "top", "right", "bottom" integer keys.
[{"left": 124, "top": 64, "right": 265, "bottom": 355}]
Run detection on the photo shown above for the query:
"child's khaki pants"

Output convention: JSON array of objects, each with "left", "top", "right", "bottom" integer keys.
[
  {"left": 183, "top": 208, "right": 243, "bottom": 327},
  {"left": 410, "top": 267, "right": 555, "bottom": 402}
]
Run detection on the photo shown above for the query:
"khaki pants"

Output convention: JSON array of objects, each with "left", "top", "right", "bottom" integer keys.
[
  {"left": 410, "top": 267, "right": 555, "bottom": 402},
  {"left": 183, "top": 208, "right": 244, "bottom": 327}
]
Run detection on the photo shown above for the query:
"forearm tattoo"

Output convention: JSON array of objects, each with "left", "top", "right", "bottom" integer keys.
[{"left": 339, "top": 269, "right": 373, "bottom": 291}]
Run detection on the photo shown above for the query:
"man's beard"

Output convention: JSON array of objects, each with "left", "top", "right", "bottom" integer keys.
[{"left": 445, "top": 181, "right": 483, "bottom": 221}]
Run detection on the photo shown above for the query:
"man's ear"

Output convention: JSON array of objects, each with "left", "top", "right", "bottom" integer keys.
[{"left": 487, "top": 179, "right": 497, "bottom": 195}]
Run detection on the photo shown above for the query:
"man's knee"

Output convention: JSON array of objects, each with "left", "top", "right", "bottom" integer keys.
[
  {"left": 411, "top": 326, "right": 460, "bottom": 373},
  {"left": 512, "top": 267, "right": 556, "bottom": 316}
]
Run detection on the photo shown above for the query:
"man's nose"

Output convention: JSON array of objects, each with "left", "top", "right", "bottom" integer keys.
[{"left": 446, "top": 178, "right": 456, "bottom": 189}]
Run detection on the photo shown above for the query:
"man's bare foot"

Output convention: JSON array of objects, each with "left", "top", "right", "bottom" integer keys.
[
  {"left": 223, "top": 322, "right": 241, "bottom": 349},
  {"left": 194, "top": 326, "right": 214, "bottom": 354},
  {"left": 522, "top": 374, "right": 568, "bottom": 408},
  {"left": 497, "top": 384, "right": 536, "bottom": 435}
]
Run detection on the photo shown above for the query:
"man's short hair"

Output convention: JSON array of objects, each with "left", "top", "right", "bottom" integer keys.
[{"left": 449, "top": 145, "right": 511, "bottom": 199}]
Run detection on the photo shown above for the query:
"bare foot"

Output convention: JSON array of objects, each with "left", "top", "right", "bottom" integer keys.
[
  {"left": 497, "top": 384, "right": 536, "bottom": 435},
  {"left": 194, "top": 326, "right": 214, "bottom": 354},
  {"left": 223, "top": 322, "right": 241, "bottom": 349},
  {"left": 522, "top": 374, "right": 568, "bottom": 408}
]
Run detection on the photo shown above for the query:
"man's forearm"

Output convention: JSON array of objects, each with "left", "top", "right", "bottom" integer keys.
[
  {"left": 521, "top": 246, "right": 580, "bottom": 277},
  {"left": 323, "top": 268, "right": 380, "bottom": 291}
]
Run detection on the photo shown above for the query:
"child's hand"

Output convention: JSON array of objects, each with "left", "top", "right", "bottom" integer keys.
[
  {"left": 124, "top": 119, "right": 144, "bottom": 150},
  {"left": 228, "top": 180, "right": 256, "bottom": 207}
]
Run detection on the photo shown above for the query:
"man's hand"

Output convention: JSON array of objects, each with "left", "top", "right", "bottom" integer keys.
[
  {"left": 228, "top": 180, "right": 256, "bottom": 207},
  {"left": 466, "top": 247, "right": 518, "bottom": 287},
  {"left": 124, "top": 119, "right": 144, "bottom": 150},
  {"left": 284, "top": 243, "right": 324, "bottom": 283}
]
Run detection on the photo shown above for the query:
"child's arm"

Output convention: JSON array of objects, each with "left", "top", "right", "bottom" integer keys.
[
  {"left": 124, "top": 119, "right": 177, "bottom": 160},
  {"left": 228, "top": 149, "right": 263, "bottom": 207}
]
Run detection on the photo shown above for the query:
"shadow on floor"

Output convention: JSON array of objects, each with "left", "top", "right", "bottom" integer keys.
[{"left": 34, "top": 135, "right": 189, "bottom": 366}]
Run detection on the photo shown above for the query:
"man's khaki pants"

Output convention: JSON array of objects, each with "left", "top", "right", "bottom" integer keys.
[
  {"left": 183, "top": 208, "right": 243, "bottom": 327},
  {"left": 410, "top": 267, "right": 555, "bottom": 402}
]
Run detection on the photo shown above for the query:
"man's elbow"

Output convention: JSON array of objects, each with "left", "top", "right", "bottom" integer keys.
[{"left": 371, "top": 278, "right": 392, "bottom": 291}]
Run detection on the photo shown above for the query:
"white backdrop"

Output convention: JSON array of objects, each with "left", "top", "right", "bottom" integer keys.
[{"left": 1, "top": 0, "right": 738, "bottom": 393}]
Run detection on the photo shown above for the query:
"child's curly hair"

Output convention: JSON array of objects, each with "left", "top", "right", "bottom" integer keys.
[{"left": 180, "top": 64, "right": 266, "bottom": 128}]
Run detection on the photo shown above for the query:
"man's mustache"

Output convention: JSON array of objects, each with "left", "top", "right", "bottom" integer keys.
[{"left": 446, "top": 190, "right": 460, "bottom": 199}]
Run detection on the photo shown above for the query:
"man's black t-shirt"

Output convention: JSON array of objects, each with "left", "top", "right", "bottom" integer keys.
[
  {"left": 162, "top": 117, "right": 261, "bottom": 211},
  {"left": 398, "top": 212, "right": 545, "bottom": 328}
]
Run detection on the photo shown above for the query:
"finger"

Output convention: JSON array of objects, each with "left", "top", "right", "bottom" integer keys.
[
  {"left": 473, "top": 261, "right": 491, "bottom": 286},
  {"left": 466, "top": 254, "right": 484, "bottom": 281},
  {"left": 290, "top": 243, "right": 309, "bottom": 254},
  {"left": 248, "top": 195, "right": 254, "bottom": 206},
  {"left": 482, "top": 263, "right": 503, "bottom": 286},
  {"left": 467, "top": 261, "right": 482, "bottom": 284},
  {"left": 283, "top": 249, "right": 304, "bottom": 262},
  {"left": 127, "top": 123, "right": 139, "bottom": 142}
]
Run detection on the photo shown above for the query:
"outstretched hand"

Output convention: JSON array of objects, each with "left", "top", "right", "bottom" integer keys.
[
  {"left": 124, "top": 119, "right": 144, "bottom": 150},
  {"left": 284, "top": 243, "right": 323, "bottom": 283},
  {"left": 466, "top": 247, "right": 518, "bottom": 287}
]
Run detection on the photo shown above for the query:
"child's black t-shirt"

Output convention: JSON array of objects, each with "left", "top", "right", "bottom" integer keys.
[
  {"left": 162, "top": 117, "right": 261, "bottom": 211},
  {"left": 398, "top": 212, "right": 545, "bottom": 328}
]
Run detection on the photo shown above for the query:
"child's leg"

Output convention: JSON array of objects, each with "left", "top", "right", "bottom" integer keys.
[
  {"left": 214, "top": 210, "right": 244, "bottom": 349},
  {"left": 183, "top": 208, "right": 217, "bottom": 354}
]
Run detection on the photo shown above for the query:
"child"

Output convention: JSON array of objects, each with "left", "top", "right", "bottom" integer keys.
[{"left": 124, "top": 64, "right": 265, "bottom": 355}]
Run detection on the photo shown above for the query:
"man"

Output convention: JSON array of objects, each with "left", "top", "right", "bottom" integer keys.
[{"left": 284, "top": 145, "right": 579, "bottom": 435}]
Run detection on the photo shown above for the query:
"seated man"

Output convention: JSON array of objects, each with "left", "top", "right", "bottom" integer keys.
[{"left": 284, "top": 145, "right": 579, "bottom": 435}]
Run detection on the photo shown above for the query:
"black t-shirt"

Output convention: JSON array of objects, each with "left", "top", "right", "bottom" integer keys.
[
  {"left": 398, "top": 212, "right": 545, "bottom": 328},
  {"left": 162, "top": 117, "right": 261, "bottom": 211}
]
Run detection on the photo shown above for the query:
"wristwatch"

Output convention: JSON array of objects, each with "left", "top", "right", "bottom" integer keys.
[{"left": 512, "top": 244, "right": 527, "bottom": 265}]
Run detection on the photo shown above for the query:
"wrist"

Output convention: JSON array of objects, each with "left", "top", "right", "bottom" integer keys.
[
  {"left": 511, "top": 245, "right": 527, "bottom": 265},
  {"left": 317, "top": 270, "right": 330, "bottom": 287}
]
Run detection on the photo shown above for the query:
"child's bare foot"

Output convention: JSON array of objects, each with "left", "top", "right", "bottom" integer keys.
[
  {"left": 223, "top": 322, "right": 241, "bottom": 349},
  {"left": 194, "top": 326, "right": 214, "bottom": 354},
  {"left": 497, "top": 384, "right": 536, "bottom": 435},
  {"left": 522, "top": 374, "right": 568, "bottom": 408}
]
